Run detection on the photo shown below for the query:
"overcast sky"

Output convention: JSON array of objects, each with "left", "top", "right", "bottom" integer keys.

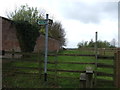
[{"left": 0, "top": 0, "right": 119, "bottom": 48}]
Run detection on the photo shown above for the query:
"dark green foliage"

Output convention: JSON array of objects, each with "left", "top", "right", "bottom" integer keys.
[
  {"left": 97, "top": 40, "right": 110, "bottom": 48},
  {"left": 77, "top": 41, "right": 88, "bottom": 48},
  {"left": 88, "top": 39, "right": 95, "bottom": 47},
  {"left": 78, "top": 39, "right": 116, "bottom": 49},
  {"left": 14, "top": 21, "right": 39, "bottom": 52}
]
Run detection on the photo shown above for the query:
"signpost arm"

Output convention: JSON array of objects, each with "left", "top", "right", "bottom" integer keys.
[{"left": 44, "top": 14, "right": 48, "bottom": 81}]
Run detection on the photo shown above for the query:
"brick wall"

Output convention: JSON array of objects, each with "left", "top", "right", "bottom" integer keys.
[
  {"left": 34, "top": 35, "right": 60, "bottom": 52},
  {"left": 0, "top": 17, "right": 21, "bottom": 51},
  {"left": 115, "top": 48, "right": 120, "bottom": 88}
]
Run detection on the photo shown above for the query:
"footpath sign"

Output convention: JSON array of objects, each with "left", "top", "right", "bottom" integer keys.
[
  {"left": 37, "top": 14, "right": 53, "bottom": 82},
  {"left": 38, "top": 20, "right": 47, "bottom": 25},
  {"left": 38, "top": 19, "right": 53, "bottom": 25}
]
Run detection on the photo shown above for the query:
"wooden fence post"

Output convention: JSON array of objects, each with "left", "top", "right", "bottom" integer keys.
[
  {"left": 2, "top": 50, "right": 5, "bottom": 56},
  {"left": 114, "top": 52, "right": 116, "bottom": 87},
  {"left": 80, "top": 73, "right": 86, "bottom": 88},
  {"left": 86, "top": 66, "right": 94, "bottom": 88},
  {"left": 12, "top": 49, "right": 14, "bottom": 59},
  {"left": 53, "top": 51, "right": 58, "bottom": 86},
  {"left": 11, "top": 49, "right": 15, "bottom": 76},
  {"left": 38, "top": 51, "right": 43, "bottom": 80},
  {"left": 95, "top": 32, "right": 98, "bottom": 86},
  {"left": 114, "top": 49, "right": 120, "bottom": 88}
]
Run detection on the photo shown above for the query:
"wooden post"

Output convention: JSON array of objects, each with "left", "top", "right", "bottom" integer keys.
[
  {"left": 38, "top": 51, "right": 43, "bottom": 80},
  {"left": 86, "top": 66, "right": 94, "bottom": 88},
  {"left": 54, "top": 52, "right": 57, "bottom": 84},
  {"left": 80, "top": 73, "right": 86, "bottom": 88},
  {"left": 114, "top": 49, "right": 120, "bottom": 88},
  {"left": 2, "top": 50, "right": 5, "bottom": 56},
  {"left": 12, "top": 49, "right": 14, "bottom": 59},
  {"left": 104, "top": 48, "right": 105, "bottom": 56},
  {"left": 53, "top": 51, "right": 58, "bottom": 86},
  {"left": 95, "top": 32, "right": 98, "bottom": 86},
  {"left": 114, "top": 52, "right": 116, "bottom": 87}
]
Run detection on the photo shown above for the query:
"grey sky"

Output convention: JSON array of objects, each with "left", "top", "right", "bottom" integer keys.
[{"left": 59, "top": 1, "right": 118, "bottom": 24}]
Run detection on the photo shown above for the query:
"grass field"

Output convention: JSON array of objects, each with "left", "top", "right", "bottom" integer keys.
[{"left": 2, "top": 49, "right": 115, "bottom": 88}]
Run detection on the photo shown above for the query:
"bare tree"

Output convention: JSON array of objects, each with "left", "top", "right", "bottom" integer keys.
[{"left": 49, "top": 21, "right": 66, "bottom": 47}]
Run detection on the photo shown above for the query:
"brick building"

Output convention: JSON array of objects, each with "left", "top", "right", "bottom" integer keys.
[
  {"left": 0, "top": 16, "right": 20, "bottom": 52},
  {"left": 34, "top": 35, "right": 60, "bottom": 52},
  {"left": 0, "top": 16, "right": 60, "bottom": 52}
]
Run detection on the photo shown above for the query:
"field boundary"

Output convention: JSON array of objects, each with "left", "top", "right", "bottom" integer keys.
[{"left": 2, "top": 48, "right": 116, "bottom": 88}]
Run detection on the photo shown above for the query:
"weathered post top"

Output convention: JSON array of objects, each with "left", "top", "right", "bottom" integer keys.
[
  {"left": 86, "top": 66, "right": 93, "bottom": 74},
  {"left": 80, "top": 73, "right": 86, "bottom": 80}
]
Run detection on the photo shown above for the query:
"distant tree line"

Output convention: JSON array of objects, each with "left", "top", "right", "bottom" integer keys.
[
  {"left": 7, "top": 4, "right": 66, "bottom": 52},
  {"left": 77, "top": 39, "right": 116, "bottom": 48}
]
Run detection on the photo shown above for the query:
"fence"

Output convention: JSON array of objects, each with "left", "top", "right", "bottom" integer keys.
[
  {"left": 2, "top": 48, "right": 116, "bottom": 88},
  {"left": 68, "top": 48, "right": 117, "bottom": 56}
]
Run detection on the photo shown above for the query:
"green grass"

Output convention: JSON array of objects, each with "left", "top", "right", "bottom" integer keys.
[
  {"left": 97, "top": 68, "right": 114, "bottom": 74},
  {"left": 59, "top": 49, "right": 95, "bottom": 55},
  {"left": 2, "top": 49, "right": 115, "bottom": 88},
  {"left": 59, "top": 49, "right": 115, "bottom": 56},
  {"left": 12, "top": 62, "right": 39, "bottom": 67},
  {"left": 97, "top": 59, "right": 114, "bottom": 65},
  {"left": 55, "top": 56, "right": 95, "bottom": 62},
  {"left": 3, "top": 74, "right": 59, "bottom": 88}
]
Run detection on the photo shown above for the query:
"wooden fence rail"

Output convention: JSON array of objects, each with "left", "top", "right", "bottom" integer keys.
[
  {"left": 97, "top": 63, "right": 114, "bottom": 68},
  {"left": 56, "top": 54, "right": 95, "bottom": 56},
  {"left": 2, "top": 50, "right": 115, "bottom": 87},
  {"left": 3, "top": 52, "right": 114, "bottom": 73},
  {"left": 97, "top": 55, "right": 114, "bottom": 59},
  {"left": 96, "top": 72, "right": 113, "bottom": 77},
  {"left": 3, "top": 66, "right": 114, "bottom": 78},
  {"left": 3, "top": 50, "right": 116, "bottom": 58}
]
